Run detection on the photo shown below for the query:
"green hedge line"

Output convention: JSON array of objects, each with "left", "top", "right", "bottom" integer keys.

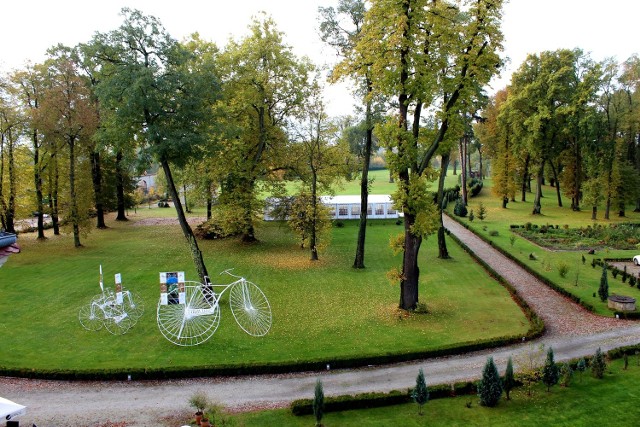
[
  {"left": 0, "top": 228, "right": 545, "bottom": 381},
  {"left": 291, "top": 381, "right": 477, "bottom": 416},
  {"left": 450, "top": 216, "right": 597, "bottom": 313},
  {"left": 289, "top": 345, "right": 640, "bottom": 417}
]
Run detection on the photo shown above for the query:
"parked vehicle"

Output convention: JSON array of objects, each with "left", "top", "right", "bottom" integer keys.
[{"left": 634, "top": 255, "right": 640, "bottom": 266}]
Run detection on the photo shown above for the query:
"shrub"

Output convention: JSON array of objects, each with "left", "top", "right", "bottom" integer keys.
[
  {"left": 454, "top": 199, "right": 468, "bottom": 217},
  {"left": 542, "top": 347, "right": 559, "bottom": 392},
  {"left": 510, "top": 235, "right": 516, "bottom": 247},
  {"left": 503, "top": 357, "right": 516, "bottom": 400},
  {"left": 557, "top": 262, "right": 570, "bottom": 278},
  {"left": 411, "top": 368, "right": 429, "bottom": 415},
  {"left": 469, "top": 209, "right": 475, "bottom": 222},
  {"left": 313, "top": 378, "right": 324, "bottom": 427},
  {"left": 598, "top": 264, "right": 609, "bottom": 302},
  {"left": 576, "top": 358, "right": 586, "bottom": 382},
  {"left": 630, "top": 275, "right": 637, "bottom": 287},
  {"left": 559, "top": 363, "right": 573, "bottom": 387},
  {"left": 529, "top": 253, "right": 537, "bottom": 261},
  {"left": 489, "top": 230, "right": 499, "bottom": 237},
  {"left": 591, "top": 347, "right": 607, "bottom": 379},
  {"left": 622, "top": 266, "right": 628, "bottom": 283},
  {"left": 189, "top": 391, "right": 209, "bottom": 415},
  {"left": 478, "top": 357, "right": 502, "bottom": 407},
  {"left": 477, "top": 202, "right": 487, "bottom": 220}
]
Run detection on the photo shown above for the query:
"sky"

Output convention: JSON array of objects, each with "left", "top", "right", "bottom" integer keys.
[{"left": 1, "top": 0, "right": 639, "bottom": 116}]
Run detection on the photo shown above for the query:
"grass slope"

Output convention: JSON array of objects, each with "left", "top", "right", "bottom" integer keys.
[
  {"left": 0, "top": 211, "right": 528, "bottom": 373},
  {"left": 455, "top": 179, "right": 640, "bottom": 316}
]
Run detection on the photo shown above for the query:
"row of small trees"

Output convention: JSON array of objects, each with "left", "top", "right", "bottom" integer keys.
[{"left": 310, "top": 346, "right": 609, "bottom": 424}]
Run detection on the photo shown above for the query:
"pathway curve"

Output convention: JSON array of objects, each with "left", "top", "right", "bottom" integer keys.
[{"left": 4, "top": 216, "right": 640, "bottom": 426}]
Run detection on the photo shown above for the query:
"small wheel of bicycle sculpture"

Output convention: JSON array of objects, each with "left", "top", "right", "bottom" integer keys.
[
  {"left": 156, "top": 269, "right": 272, "bottom": 346},
  {"left": 78, "top": 267, "right": 145, "bottom": 335}
]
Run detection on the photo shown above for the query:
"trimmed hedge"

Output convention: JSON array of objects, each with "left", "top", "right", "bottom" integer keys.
[
  {"left": 289, "top": 344, "right": 640, "bottom": 418},
  {"left": 450, "top": 215, "right": 597, "bottom": 313},
  {"left": 291, "top": 381, "right": 477, "bottom": 416}
]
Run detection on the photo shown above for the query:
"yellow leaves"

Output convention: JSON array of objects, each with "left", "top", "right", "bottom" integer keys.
[{"left": 386, "top": 265, "right": 404, "bottom": 284}]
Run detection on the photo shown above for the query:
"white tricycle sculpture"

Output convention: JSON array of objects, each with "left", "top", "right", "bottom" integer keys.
[
  {"left": 156, "top": 269, "right": 272, "bottom": 346},
  {"left": 78, "top": 266, "right": 144, "bottom": 335}
]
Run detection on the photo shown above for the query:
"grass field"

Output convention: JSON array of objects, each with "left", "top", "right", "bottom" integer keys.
[
  {"left": 453, "top": 179, "right": 640, "bottom": 316},
  {"left": 233, "top": 358, "right": 639, "bottom": 426},
  {"left": 0, "top": 207, "right": 529, "bottom": 373}
]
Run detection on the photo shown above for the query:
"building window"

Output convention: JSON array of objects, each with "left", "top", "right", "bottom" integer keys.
[
  {"left": 375, "top": 204, "right": 384, "bottom": 215},
  {"left": 367, "top": 204, "right": 373, "bottom": 215},
  {"left": 351, "top": 205, "right": 360, "bottom": 216},
  {"left": 387, "top": 206, "right": 396, "bottom": 215},
  {"left": 338, "top": 206, "right": 349, "bottom": 217}
]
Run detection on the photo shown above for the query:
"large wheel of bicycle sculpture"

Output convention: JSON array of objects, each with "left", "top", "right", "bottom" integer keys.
[
  {"left": 78, "top": 266, "right": 145, "bottom": 335},
  {"left": 156, "top": 269, "right": 272, "bottom": 346}
]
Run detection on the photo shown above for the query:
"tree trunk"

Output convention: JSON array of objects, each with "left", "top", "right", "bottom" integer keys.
[
  {"left": 91, "top": 150, "right": 107, "bottom": 229},
  {"left": 310, "top": 176, "right": 319, "bottom": 262},
  {"left": 436, "top": 153, "right": 450, "bottom": 259},
  {"left": 453, "top": 159, "right": 457, "bottom": 175},
  {"left": 400, "top": 215, "right": 421, "bottom": 310},
  {"left": 521, "top": 154, "right": 530, "bottom": 202},
  {"left": 532, "top": 160, "right": 545, "bottom": 215},
  {"left": 48, "top": 150, "right": 60, "bottom": 235},
  {"left": 592, "top": 206, "right": 597, "bottom": 220},
  {"left": 160, "top": 160, "right": 210, "bottom": 284},
  {"left": 68, "top": 137, "right": 81, "bottom": 247},
  {"left": 459, "top": 137, "right": 468, "bottom": 205},
  {"left": 549, "top": 161, "right": 562, "bottom": 208},
  {"left": 115, "top": 150, "right": 127, "bottom": 221},
  {"left": 353, "top": 100, "right": 374, "bottom": 269},
  {"left": 33, "top": 130, "right": 46, "bottom": 239}
]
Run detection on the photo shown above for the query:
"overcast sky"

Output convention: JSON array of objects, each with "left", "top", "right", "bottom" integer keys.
[{"left": 1, "top": 1, "right": 639, "bottom": 116}]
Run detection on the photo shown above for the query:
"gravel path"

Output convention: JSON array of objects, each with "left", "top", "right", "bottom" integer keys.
[{"left": 4, "top": 216, "right": 640, "bottom": 426}]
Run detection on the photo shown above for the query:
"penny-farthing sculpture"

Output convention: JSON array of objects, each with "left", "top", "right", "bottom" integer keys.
[{"left": 156, "top": 270, "right": 272, "bottom": 346}]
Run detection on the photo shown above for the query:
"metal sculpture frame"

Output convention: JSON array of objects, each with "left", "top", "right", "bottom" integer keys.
[
  {"left": 156, "top": 269, "right": 272, "bottom": 346},
  {"left": 78, "top": 267, "right": 144, "bottom": 335}
]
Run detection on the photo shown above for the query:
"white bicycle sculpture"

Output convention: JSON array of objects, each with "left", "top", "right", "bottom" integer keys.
[
  {"left": 78, "top": 267, "right": 144, "bottom": 335},
  {"left": 156, "top": 269, "right": 272, "bottom": 346}
]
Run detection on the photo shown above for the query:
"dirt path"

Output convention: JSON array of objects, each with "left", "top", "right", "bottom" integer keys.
[{"left": 4, "top": 216, "right": 640, "bottom": 426}]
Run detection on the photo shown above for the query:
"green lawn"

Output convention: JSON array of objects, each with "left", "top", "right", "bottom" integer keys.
[
  {"left": 0, "top": 211, "right": 529, "bottom": 373},
  {"left": 283, "top": 168, "right": 460, "bottom": 196},
  {"left": 234, "top": 358, "right": 638, "bottom": 426},
  {"left": 453, "top": 180, "right": 640, "bottom": 316}
]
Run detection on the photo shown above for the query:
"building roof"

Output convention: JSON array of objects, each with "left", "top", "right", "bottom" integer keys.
[{"left": 320, "top": 194, "right": 393, "bottom": 204}]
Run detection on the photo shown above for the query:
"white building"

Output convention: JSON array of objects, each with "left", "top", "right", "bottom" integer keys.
[
  {"left": 321, "top": 195, "right": 399, "bottom": 220},
  {"left": 264, "top": 194, "right": 399, "bottom": 221}
]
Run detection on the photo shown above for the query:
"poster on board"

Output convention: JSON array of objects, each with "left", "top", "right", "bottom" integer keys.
[
  {"left": 115, "top": 273, "right": 123, "bottom": 304},
  {"left": 159, "top": 271, "right": 185, "bottom": 305}
]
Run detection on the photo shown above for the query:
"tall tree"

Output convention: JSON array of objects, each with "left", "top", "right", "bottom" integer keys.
[
  {"left": 92, "top": 8, "right": 220, "bottom": 282},
  {"left": 320, "top": 0, "right": 379, "bottom": 269},
  {"left": 0, "top": 90, "right": 20, "bottom": 233},
  {"left": 290, "top": 78, "right": 353, "bottom": 261},
  {"left": 39, "top": 52, "right": 98, "bottom": 247},
  {"left": 213, "top": 14, "right": 311, "bottom": 243},
  {"left": 356, "top": 0, "right": 504, "bottom": 310},
  {"left": 11, "top": 66, "right": 49, "bottom": 238}
]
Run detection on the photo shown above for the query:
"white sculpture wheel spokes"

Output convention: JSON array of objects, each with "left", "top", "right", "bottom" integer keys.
[
  {"left": 78, "top": 302, "right": 103, "bottom": 331},
  {"left": 156, "top": 281, "right": 221, "bottom": 346},
  {"left": 123, "top": 290, "right": 144, "bottom": 322},
  {"left": 229, "top": 280, "right": 272, "bottom": 337},
  {"left": 103, "top": 303, "right": 133, "bottom": 335}
]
